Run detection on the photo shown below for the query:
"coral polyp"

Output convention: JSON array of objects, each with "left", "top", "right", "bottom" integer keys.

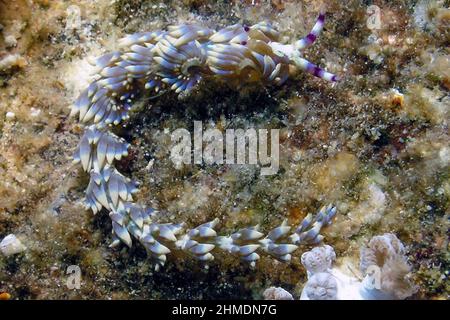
[
  {"left": 71, "top": 12, "right": 337, "bottom": 126},
  {"left": 71, "top": 12, "right": 338, "bottom": 270},
  {"left": 2, "top": 0, "right": 449, "bottom": 301}
]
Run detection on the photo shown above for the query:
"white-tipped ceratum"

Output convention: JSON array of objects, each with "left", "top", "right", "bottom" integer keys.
[{"left": 71, "top": 12, "right": 339, "bottom": 270}]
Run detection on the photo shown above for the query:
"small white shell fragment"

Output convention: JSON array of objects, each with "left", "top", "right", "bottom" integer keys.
[
  {"left": 5, "top": 111, "right": 15, "bottom": 120},
  {"left": 0, "top": 234, "right": 26, "bottom": 257},
  {"left": 67, "top": 10, "right": 340, "bottom": 272},
  {"left": 263, "top": 287, "right": 294, "bottom": 300},
  {"left": 5, "top": 35, "right": 17, "bottom": 48}
]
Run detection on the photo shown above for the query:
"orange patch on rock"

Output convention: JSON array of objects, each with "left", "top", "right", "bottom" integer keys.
[{"left": 288, "top": 206, "right": 307, "bottom": 224}]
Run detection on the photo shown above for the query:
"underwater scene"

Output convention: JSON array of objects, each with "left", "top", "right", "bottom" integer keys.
[{"left": 0, "top": 0, "right": 448, "bottom": 301}]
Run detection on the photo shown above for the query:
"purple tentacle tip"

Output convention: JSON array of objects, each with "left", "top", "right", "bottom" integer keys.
[
  {"left": 318, "top": 13, "right": 325, "bottom": 23},
  {"left": 306, "top": 33, "right": 317, "bottom": 43}
]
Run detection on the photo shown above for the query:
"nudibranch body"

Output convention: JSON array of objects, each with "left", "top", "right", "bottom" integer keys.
[{"left": 71, "top": 12, "right": 338, "bottom": 270}]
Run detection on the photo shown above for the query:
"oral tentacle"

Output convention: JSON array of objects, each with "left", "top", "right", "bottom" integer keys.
[
  {"left": 292, "top": 55, "right": 338, "bottom": 82},
  {"left": 295, "top": 12, "right": 326, "bottom": 51}
]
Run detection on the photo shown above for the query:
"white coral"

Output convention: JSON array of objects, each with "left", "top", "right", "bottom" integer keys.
[
  {"left": 0, "top": 234, "right": 26, "bottom": 257},
  {"left": 304, "top": 272, "right": 338, "bottom": 300},
  {"left": 301, "top": 244, "right": 336, "bottom": 275},
  {"left": 300, "top": 235, "right": 416, "bottom": 300}
]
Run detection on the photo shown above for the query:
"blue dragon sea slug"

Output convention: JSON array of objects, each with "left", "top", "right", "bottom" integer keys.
[
  {"left": 71, "top": 12, "right": 338, "bottom": 270},
  {"left": 299, "top": 235, "right": 416, "bottom": 300}
]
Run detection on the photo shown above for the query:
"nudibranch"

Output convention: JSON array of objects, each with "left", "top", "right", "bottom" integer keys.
[{"left": 71, "top": 12, "right": 338, "bottom": 270}]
